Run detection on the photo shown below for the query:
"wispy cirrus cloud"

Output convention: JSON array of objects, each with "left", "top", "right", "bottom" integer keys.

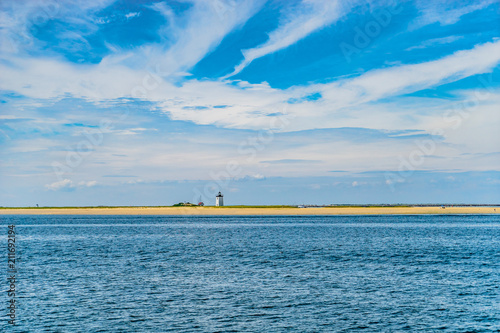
[
  {"left": 0, "top": 0, "right": 265, "bottom": 73},
  {"left": 406, "top": 35, "right": 464, "bottom": 51},
  {"left": 410, "top": 0, "right": 497, "bottom": 29},
  {"left": 223, "top": 0, "right": 352, "bottom": 78},
  {"left": 316, "top": 40, "right": 500, "bottom": 107},
  {"left": 143, "top": 0, "right": 266, "bottom": 77},
  {"left": 0, "top": 0, "right": 115, "bottom": 55}
]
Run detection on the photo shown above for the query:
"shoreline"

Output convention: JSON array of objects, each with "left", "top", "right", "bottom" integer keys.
[{"left": 0, "top": 206, "right": 498, "bottom": 215}]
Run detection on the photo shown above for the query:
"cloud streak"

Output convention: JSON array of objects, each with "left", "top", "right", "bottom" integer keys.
[
  {"left": 0, "top": 0, "right": 115, "bottom": 55},
  {"left": 406, "top": 35, "right": 464, "bottom": 51},
  {"left": 146, "top": 0, "right": 266, "bottom": 77},
  {"left": 411, "top": 0, "right": 497, "bottom": 29},
  {"left": 317, "top": 40, "right": 500, "bottom": 107},
  {"left": 223, "top": 0, "right": 350, "bottom": 78}
]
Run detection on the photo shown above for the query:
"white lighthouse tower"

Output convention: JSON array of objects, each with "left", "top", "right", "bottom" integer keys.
[{"left": 215, "top": 192, "right": 224, "bottom": 206}]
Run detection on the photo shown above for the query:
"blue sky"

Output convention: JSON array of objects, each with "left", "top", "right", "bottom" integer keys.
[{"left": 0, "top": 0, "right": 499, "bottom": 206}]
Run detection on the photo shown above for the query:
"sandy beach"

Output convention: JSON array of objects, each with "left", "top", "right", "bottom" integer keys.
[{"left": 0, "top": 206, "right": 498, "bottom": 215}]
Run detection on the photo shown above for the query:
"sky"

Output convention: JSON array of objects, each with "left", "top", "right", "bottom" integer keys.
[{"left": 0, "top": 0, "right": 499, "bottom": 206}]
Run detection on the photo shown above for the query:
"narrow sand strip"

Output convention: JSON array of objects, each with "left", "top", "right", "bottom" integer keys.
[{"left": 0, "top": 206, "right": 498, "bottom": 215}]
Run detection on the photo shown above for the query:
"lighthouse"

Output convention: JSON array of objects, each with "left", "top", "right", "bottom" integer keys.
[{"left": 215, "top": 192, "right": 224, "bottom": 206}]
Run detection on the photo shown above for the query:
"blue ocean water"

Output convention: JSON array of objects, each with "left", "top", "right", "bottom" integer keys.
[{"left": 1, "top": 215, "right": 499, "bottom": 332}]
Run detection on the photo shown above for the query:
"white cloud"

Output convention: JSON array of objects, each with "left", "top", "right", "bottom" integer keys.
[
  {"left": 406, "top": 35, "right": 464, "bottom": 51},
  {"left": 5, "top": 88, "right": 497, "bottom": 188},
  {"left": 224, "top": 0, "right": 350, "bottom": 78},
  {"left": 411, "top": 0, "right": 496, "bottom": 29},
  {"left": 125, "top": 12, "right": 140, "bottom": 19},
  {"left": 0, "top": 0, "right": 115, "bottom": 55},
  {"left": 46, "top": 179, "right": 74, "bottom": 191},
  {"left": 144, "top": 0, "right": 266, "bottom": 77},
  {"left": 317, "top": 40, "right": 500, "bottom": 107},
  {"left": 2, "top": 0, "right": 498, "bottom": 135},
  {"left": 1, "top": 40, "right": 499, "bottom": 134},
  {"left": 0, "top": 0, "right": 267, "bottom": 104},
  {"left": 78, "top": 180, "right": 97, "bottom": 187},
  {"left": 45, "top": 179, "right": 98, "bottom": 191},
  {"left": 156, "top": 40, "right": 500, "bottom": 131}
]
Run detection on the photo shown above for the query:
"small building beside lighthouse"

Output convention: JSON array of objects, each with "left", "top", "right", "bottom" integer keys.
[{"left": 215, "top": 192, "right": 224, "bottom": 206}]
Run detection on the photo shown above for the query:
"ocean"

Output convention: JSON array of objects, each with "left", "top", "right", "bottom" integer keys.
[{"left": 1, "top": 215, "right": 499, "bottom": 332}]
